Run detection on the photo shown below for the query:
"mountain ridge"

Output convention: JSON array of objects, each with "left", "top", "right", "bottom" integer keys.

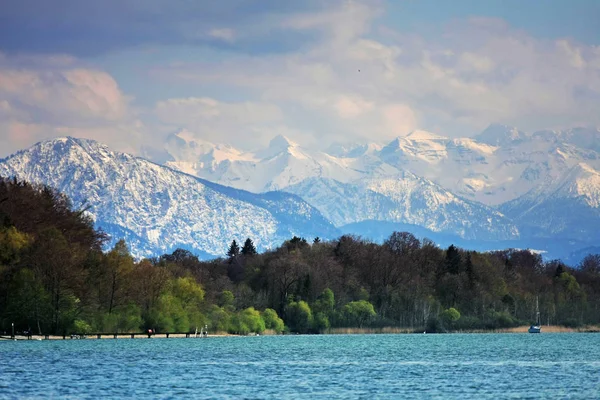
[{"left": 0, "top": 136, "right": 339, "bottom": 258}]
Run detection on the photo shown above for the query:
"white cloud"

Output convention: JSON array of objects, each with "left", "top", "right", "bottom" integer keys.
[
  {"left": 151, "top": 3, "right": 600, "bottom": 145},
  {"left": 0, "top": 53, "right": 143, "bottom": 156},
  {"left": 2, "top": 1, "right": 600, "bottom": 156},
  {"left": 154, "top": 97, "right": 284, "bottom": 147},
  {"left": 208, "top": 28, "right": 236, "bottom": 42}
]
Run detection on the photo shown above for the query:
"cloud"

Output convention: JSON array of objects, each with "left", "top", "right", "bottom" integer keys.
[
  {"left": 2, "top": 1, "right": 599, "bottom": 156},
  {"left": 208, "top": 28, "right": 236, "bottom": 43},
  {"left": 154, "top": 97, "right": 284, "bottom": 147},
  {"left": 0, "top": 0, "right": 342, "bottom": 56},
  {"left": 0, "top": 53, "right": 143, "bottom": 156},
  {"left": 151, "top": 5, "right": 600, "bottom": 143}
]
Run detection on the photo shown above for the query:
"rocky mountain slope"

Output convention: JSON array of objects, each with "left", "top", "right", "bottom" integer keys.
[{"left": 0, "top": 137, "right": 338, "bottom": 258}]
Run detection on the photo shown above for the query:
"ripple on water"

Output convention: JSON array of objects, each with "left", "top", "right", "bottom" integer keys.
[{"left": 0, "top": 334, "right": 599, "bottom": 399}]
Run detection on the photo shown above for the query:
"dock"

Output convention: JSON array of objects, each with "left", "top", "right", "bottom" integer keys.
[{"left": 0, "top": 332, "right": 214, "bottom": 341}]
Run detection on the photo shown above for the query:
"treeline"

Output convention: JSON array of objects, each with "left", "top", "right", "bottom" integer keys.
[{"left": 1, "top": 177, "right": 599, "bottom": 336}]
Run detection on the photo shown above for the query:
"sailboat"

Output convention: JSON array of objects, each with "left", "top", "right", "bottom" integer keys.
[{"left": 528, "top": 296, "right": 541, "bottom": 333}]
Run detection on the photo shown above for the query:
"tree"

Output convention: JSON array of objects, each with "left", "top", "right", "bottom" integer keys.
[
  {"left": 285, "top": 236, "right": 309, "bottom": 252},
  {"left": 342, "top": 300, "right": 376, "bottom": 328},
  {"left": 441, "top": 307, "right": 461, "bottom": 323},
  {"left": 385, "top": 231, "right": 420, "bottom": 256},
  {"left": 286, "top": 300, "right": 313, "bottom": 333},
  {"left": 4, "top": 268, "right": 51, "bottom": 334},
  {"left": 579, "top": 254, "right": 600, "bottom": 274},
  {"left": 29, "top": 228, "right": 85, "bottom": 334},
  {"left": 445, "top": 245, "right": 462, "bottom": 275},
  {"left": 580, "top": 254, "right": 600, "bottom": 275},
  {"left": 218, "top": 290, "right": 235, "bottom": 309},
  {"left": 207, "top": 305, "right": 231, "bottom": 332},
  {"left": 103, "top": 240, "right": 134, "bottom": 314},
  {"left": 313, "top": 288, "right": 335, "bottom": 315},
  {"left": 233, "top": 307, "right": 265, "bottom": 335},
  {"left": 227, "top": 240, "right": 240, "bottom": 259},
  {"left": 241, "top": 238, "right": 257, "bottom": 256},
  {"left": 465, "top": 252, "right": 475, "bottom": 288},
  {"left": 312, "top": 312, "right": 330, "bottom": 332},
  {"left": 0, "top": 226, "right": 30, "bottom": 265},
  {"left": 261, "top": 308, "right": 285, "bottom": 333}
]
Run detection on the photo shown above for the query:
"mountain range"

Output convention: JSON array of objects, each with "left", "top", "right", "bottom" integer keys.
[
  {"left": 0, "top": 137, "right": 338, "bottom": 258},
  {"left": 161, "top": 124, "right": 600, "bottom": 261},
  {"left": 1, "top": 123, "right": 599, "bottom": 262}
]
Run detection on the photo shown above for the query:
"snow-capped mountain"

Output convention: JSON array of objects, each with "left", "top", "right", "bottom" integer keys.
[
  {"left": 163, "top": 125, "right": 600, "bottom": 208},
  {"left": 500, "top": 162, "right": 600, "bottom": 243},
  {"left": 2, "top": 122, "right": 599, "bottom": 261},
  {"left": 0, "top": 137, "right": 338, "bottom": 258},
  {"left": 159, "top": 125, "right": 600, "bottom": 260},
  {"left": 284, "top": 174, "right": 519, "bottom": 241},
  {"left": 164, "top": 130, "right": 380, "bottom": 192}
]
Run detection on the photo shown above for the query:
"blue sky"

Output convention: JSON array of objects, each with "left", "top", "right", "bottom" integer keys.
[{"left": 1, "top": 0, "right": 599, "bottom": 156}]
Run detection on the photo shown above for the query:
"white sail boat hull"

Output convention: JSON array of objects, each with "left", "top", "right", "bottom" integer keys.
[{"left": 529, "top": 297, "right": 542, "bottom": 333}]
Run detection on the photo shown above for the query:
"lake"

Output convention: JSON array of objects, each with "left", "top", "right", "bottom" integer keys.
[{"left": 1, "top": 334, "right": 599, "bottom": 399}]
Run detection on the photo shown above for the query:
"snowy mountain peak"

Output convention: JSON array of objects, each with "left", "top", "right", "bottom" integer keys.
[
  {"left": 475, "top": 123, "right": 527, "bottom": 146},
  {"left": 325, "top": 142, "right": 382, "bottom": 158},
  {"left": 404, "top": 130, "right": 447, "bottom": 141},
  {"left": 268, "top": 134, "right": 297, "bottom": 152},
  {"left": 0, "top": 137, "right": 338, "bottom": 258},
  {"left": 380, "top": 137, "right": 403, "bottom": 153}
]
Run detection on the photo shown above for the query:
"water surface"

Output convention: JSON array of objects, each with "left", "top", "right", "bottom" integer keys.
[{"left": 1, "top": 334, "right": 598, "bottom": 399}]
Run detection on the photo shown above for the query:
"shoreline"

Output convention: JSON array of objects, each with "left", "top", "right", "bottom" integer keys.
[
  {"left": 2, "top": 325, "right": 599, "bottom": 341},
  {"left": 327, "top": 325, "right": 600, "bottom": 334}
]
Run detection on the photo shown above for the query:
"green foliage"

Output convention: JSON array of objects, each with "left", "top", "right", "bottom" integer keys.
[
  {"left": 441, "top": 307, "right": 461, "bottom": 323},
  {"left": 72, "top": 319, "right": 93, "bottom": 335},
  {"left": 342, "top": 300, "right": 376, "bottom": 328},
  {"left": 219, "top": 290, "right": 235, "bottom": 309},
  {"left": 148, "top": 294, "right": 188, "bottom": 332},
  {"left": 312, "top": 312, "right": 330, "bottom": 332},
  {"left": 171, "top": 277, "right": 205, "bottom": 305},
  {"left": 491, "top": 311, "right": 516, "bottom": 328},
  {"left": 145, "top": 277, "right": 206, "bottom": 333},
  {"left": 0, "top": 226, "right": 30, "bottom": 264},
  {"left": 98, "top": 304, "right": 143, "bottom": 333},
  {"left": 207, "top": 305, "right": 231, "bottom": 333},
  {"left": 286, "top": 300, "right": 313, "bottom": 333},
  {"left": 231, "top": 307, "right": 265, "bottom": 335},
  {"left": 2, "top": 178, "right": 600, "bottom": 335},
  {"left": 261, "top": 308, "right": 285, "bottom": 333},
  {"left": 313, "top": 288, "right": 335, "bottom": 314},
  {"left": 4, "top": 268, "right": 51, "bottom": 333}
]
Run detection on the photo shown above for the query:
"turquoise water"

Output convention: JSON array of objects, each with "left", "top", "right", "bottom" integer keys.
[{"left": 1, "top": 334, "right": 599, "bottom": 399}]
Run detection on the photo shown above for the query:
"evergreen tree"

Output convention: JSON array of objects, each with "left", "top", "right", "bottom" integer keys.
[
  {"left": 227, "top": 240, "right": 240, "bottom": 259},
  {"left": 554, "top": 261, "right": 566, "bottom": 277},
  {"left": 241, "top": 238, "right": 257, "bottom": 256},
  {"left": 445, "top": 245, "right": 462, "bottom": 274},
  {"left": 465, "top": 252, "right": 475, "bottom": 288},
  {"left": 313, "top": 237, "right": 321, "bottom": 244}
]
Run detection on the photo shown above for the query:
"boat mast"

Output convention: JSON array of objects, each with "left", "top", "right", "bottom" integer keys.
[{"left": 535, "top": 296, "right": 540, "bottom": 326}]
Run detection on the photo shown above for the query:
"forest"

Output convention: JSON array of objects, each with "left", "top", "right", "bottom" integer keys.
[{"left": 1, "top": 177, "right": 599, "bottom": 336}]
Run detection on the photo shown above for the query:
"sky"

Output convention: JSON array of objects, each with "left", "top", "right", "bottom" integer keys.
[{"left": 1, "top": 0, "right": 599, "bottom": 157}]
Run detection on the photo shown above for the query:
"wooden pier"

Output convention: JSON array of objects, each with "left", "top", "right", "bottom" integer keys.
[{"left": 0, "top": 331, "right": 211, "bottom": 341}]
